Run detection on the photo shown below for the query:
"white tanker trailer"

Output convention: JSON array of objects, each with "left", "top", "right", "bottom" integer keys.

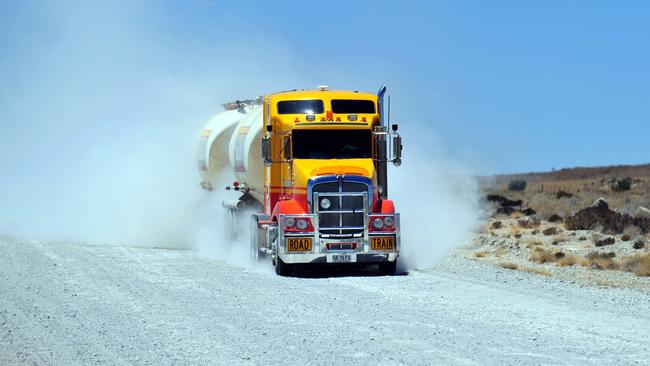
[{"left": 197, "top": 99, "right": 265, "bottom": 207}]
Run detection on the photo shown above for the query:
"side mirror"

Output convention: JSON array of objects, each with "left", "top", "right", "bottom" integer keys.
[
  {"left": 283, "top": 135, "right": 292, "bottom": 161},
  {"left": 262, "top": 137, "right": 272, "bottom": 165},
  {"left": 391, "top": 133, "right": 402, "bottom": 167}
]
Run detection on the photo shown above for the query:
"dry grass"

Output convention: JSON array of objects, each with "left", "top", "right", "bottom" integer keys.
[
  {"left": 552, "top": 235, "right": 567, "bottom": 245},
  {"left": 577, "top": 257, "right": 591, "bottom": 267},
  {"left": 474, "top": 250, "right": 489, "bottom": 258},
  {"left": 507, "top": 224, "right": 523, "bottom": 237},
  {"left": 585, "top": 251, "right": 619, "bottom": 270},
  {"left": 520, "top": 266, "right": 551, "bottom": 276},
  {"left": 487, "top": 171, "right": 650, "bottom": 220},
  {"left": 525, "top": 239, "right": 543, "bottom": 249},
  {"left": 620, "top": 226, "right": 640, "bottom": 242},
  {"left": 500, "top": 262, "right": 518, "bottom": 270},
  {"left": 529, "top": 247, "right": 564, "bottom": 264},
  {"left": 510, "top": 211, "right": 524, "bottom": 219},
  {"left": 517, "top": 216, "right": 540, "bottom": 229},
  {"left": 556, "top": 255, "right": 577, "bottom": 266},
  {"left": 621, "top": 253, "right": 650, "bottom": 277}
]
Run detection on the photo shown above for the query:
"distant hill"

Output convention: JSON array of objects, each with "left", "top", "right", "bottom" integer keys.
[{"left": 489, "top": 163, "right": 650, "bottom": 185}]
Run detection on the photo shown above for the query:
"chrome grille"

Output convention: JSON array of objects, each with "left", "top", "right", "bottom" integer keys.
[{"left": 312, "top": 180, "right": 369, "bottom": 238}]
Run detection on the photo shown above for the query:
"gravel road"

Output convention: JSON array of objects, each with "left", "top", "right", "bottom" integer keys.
[{"left": 1, "top": 236, "right": 649, "bottom": 365}]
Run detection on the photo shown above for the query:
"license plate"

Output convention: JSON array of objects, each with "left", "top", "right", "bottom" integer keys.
[
  {"left": 331, "top": 254, "right": 353, "bottom": 263},
  {"left": 287, "top": 237, "right": 313, "bottom": 252},
  {"left": 371, "top": 236, "right": 395, "bottom": 251}
]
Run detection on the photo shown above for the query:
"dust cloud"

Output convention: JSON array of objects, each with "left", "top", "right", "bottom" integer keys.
[
  {"left": 0, "top": 1, "right": 301, "bottom": 255},
  {"left": 391, "top": 139, "right": 483, "bottom": 270},
  {"left": 0, "top": 1, "right": 482, "bottom": 270}
]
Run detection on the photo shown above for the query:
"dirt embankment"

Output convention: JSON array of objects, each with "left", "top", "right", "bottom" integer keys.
[{"left": 474, "top": 174, "right": 650, "bottom": 288}]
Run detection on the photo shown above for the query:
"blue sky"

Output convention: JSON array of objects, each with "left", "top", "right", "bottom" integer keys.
[{"left": 2, "top": 0, "right": 649, "bottom": 175}]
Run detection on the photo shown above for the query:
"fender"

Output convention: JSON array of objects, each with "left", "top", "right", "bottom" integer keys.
[
  {"left": 372, "top": 199, "right": 396, "bottom": 214},
  {"left": 271, "top": 199, "right": 308, "bottom": 222}
]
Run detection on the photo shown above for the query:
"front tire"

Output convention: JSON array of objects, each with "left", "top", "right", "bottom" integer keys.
[
  {"left": 275, "top": 257, "right": 293, "bottom": 276},
  {"left": 378, "top": 261, "right": 397, "bottom": 276}
]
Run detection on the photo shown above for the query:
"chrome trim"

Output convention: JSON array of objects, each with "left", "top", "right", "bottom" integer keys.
[
  {"left": 277, "top": 212, "right": 401, "bottom": 264},
  {"left": 279, "top": 252, "right": 399, "bottom": 264},
  {"left": 318, "top": 210, "right": 364, "bottom": 214},
  {"left": 314, "top": 192, "right": 320, "bottom": 251},
  {"left": 278, "top": 213, "right": 317, "bottom": 257},
  {"left": 363, "top": 194, "right": 369, "bottom": 252},
  {"left": 316, "top": 192, "right": 366, "bottom": 197},
  {"left": 307, "top": 175, "right": 373, "bottom": 210},
  {"left": 320, "top": 226, "right": 365, "bottom": 230},
  {"left": 276, "top": 174, "right": 401, "bottom": 265},
  {"left": 313, "top": 188, "right": 368, "bottom": 236}
]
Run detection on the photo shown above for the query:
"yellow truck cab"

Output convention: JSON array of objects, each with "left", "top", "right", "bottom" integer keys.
[{"left": 250, "top": 85, "right": 403, "bottom": 275}]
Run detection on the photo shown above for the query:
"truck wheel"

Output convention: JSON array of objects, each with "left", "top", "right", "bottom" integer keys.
[
  {"left": 378, "top": 261, "right": 397, "bottom": 276},
  {"left": 275, "top": 257, "right": 293, "bottom": 276}
]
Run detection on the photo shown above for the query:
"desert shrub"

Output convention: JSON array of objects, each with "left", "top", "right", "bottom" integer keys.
[
  {"left": 620, "top": 234, "right": 632, "bottom": 241},
  {"left": 556, "top": 255, "right": 577, "bottom": 267},
  {"left": 555, "top": 190, "right": 574, "bottom": 199},
  {"left": 620, "top": 253, "right": 650, "bottom": 276},
  {"left": 508, "top": 179, "right": 528, "bottom": 192},
  {"left": 474, "top": 250, "right": 489, "bottom": 258},
  {"left": 548, "top": 214, "right": 563, "bottom": 222},
  {"left": 594, "top": 237, "right": 615, "bottom": 247},
  {"left": 543, "top": 227, "right": 558, "bottom": 236},
  {"left": 491, "top": 221, "right": 502, "bottom": 229},
  {"left": 521, "top": 267, "right": 551, "bottom": 276},
  {"left": 527, "top": 192, "right": 578, "bottom": 219},
  {"left": 586, "top": 251, "right": 619, "bottom": 270},
  {"left": 611, "top": 177, "right": 633, "bottom": 192},
  {"left": 529, "top": 247, "right": 558, "bottom": 264},
  {"left": 500, "top": 262, "right": 518, "bottom": 270},
  {"left": 623, "top": 225, "right": 641, "bottom": 238},
  {"left": 633, "top": 239, "right": 645, "bottom": 249},
  {"left": 517, "top": 216, "right": 540, "bottom": 228},
  {"left": 551, "top": 235, "right": 567, "bottom": 245}
]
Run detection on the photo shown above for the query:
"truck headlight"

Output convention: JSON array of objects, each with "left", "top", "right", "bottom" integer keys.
[
  {"left": 285, "top": 217, "right": 296, "bottom": 227},
  {"left": 372, "top": 217, "right": 384, "bottom": 229},
  {"left": 296, "top": 218, "right": 308, "bottom": 230},
  {"left": 383, "top": 216, "right": 394, "bottom": 227},
  {"left": 320, "top": 198, "right": 331, "bottom": 210}
]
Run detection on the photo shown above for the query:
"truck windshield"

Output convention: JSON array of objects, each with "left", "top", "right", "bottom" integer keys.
[
  {"left": 277, "top": 100, "right": 324, "bottom": 114},
  {"left": 331, "top": 99, "right": 376, "bottom": 113},
  {"left": 292, "top": 129, "right": 372, "bottom": 159}
]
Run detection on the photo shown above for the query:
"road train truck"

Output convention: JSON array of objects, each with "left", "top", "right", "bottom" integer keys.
[{"left": 197, "top": 86, "right": 402, "bottom": 275}]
